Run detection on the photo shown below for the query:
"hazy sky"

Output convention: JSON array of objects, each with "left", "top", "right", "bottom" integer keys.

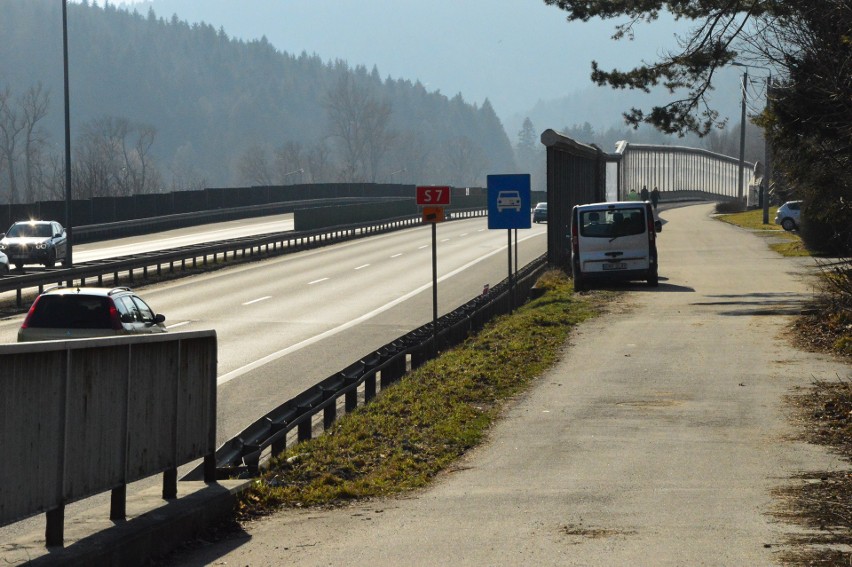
[{"left": 102, "top": 0, "right": 693, "bottom": 122}]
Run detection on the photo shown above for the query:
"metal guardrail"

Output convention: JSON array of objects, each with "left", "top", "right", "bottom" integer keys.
[
  {"left": 184, "top": 253, "right": 548, "bottom": 480},
  {"left": 0, "top": 208, "right": 487, "bottom": 306}
]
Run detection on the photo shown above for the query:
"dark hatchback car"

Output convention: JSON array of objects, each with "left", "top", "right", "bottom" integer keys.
[
  {"left": 18, "top": 286, "right": 167, "bottom": 342},
  {"left": 0, "top": 220, "right": 67, "bottom": 268}
]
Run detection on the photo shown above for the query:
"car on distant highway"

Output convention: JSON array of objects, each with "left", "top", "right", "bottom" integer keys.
[
  {"left": 18, "top": 286, "right": 167, "bottom": 342},
  {"left": 0, "top": 249, "right": 8, "bottom": 275},
  {"left": 0, "top": 220, "right": 67, "bottom": 269},
  {"left": 774, "top": 200, "right": 802, "bottom": 231},
  {"left": 532, "top": 202, "right": 547, "bottom": 223}
]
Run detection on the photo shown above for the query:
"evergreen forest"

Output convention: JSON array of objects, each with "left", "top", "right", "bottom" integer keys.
[{"left": 0, "top": 0, "right": 517, "bottom": 204}]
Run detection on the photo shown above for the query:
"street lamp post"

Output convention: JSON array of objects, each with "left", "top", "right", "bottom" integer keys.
[
  {"left": 282, "top": 168, "right": 304, "bottom": 183},
  {"left": 62, "top": 0, "right": 73, "bottom": 268}
]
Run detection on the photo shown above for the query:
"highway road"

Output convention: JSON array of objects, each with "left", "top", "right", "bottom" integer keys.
[
  {"left": 68, "top": 213, "right": 294, "bottom": 263},
  {"left": 0, "top": 213, "right": 545, "bottom": 543},
  {"left": 0, "top": 214, "right": 547, "bottom": 443}
]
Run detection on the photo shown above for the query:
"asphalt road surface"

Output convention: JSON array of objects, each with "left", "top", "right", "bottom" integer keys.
[
  {"left": 169, "top": 203, "right": 851, "bottom": 566},
  {"left": 0, "top": 216, "right": 546, "bottom": 543},
  {"left": 0, "top": 217, "right": 546, "bottom": 443}
]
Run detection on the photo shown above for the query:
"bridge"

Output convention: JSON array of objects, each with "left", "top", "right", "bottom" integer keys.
[{"left": 540, "top": 129, "right": 757, "bottom": 267}]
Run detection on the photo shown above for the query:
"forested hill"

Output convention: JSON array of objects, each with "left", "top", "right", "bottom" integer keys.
[{"left": 0, "top": 0, "right": 515, "bottom": 202}]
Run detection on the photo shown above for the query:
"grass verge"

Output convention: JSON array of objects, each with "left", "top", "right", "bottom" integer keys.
[
  {"left": 717, "top": 206, "right": 782, "bottom": 231},
  {"left": 236, "top": 270, "right": 608, "bottom": 516},
  {"left": 715, "top": 207, "right": 811, "bottom": 258}
]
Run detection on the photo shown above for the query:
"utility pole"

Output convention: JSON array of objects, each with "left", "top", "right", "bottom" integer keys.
[
  {"left": 762, "top": 74, "right": 773, "bottom": 225},
  {"left": 737, "top": 69, "right": 747, "bottom": 202}
]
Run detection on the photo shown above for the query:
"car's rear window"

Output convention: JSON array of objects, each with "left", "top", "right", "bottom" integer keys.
[
  {"left": 579, "top": 208, "right": 645, "bottom": 238},
  {"left": 27, "top": 295, "right": 113, "bottom": 329}
]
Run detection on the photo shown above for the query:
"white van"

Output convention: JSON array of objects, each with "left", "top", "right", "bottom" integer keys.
[{"left": 570, "top": 201, "right": 661, "bottom": 290}]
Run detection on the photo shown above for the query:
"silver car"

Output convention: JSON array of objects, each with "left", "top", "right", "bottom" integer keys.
[
  {"left": 0, "top": 249, "right": 8, "bottom": 275},
  {"left": 18, "top": 286, "right": 167, "bottom": 342},
  {"left": 774, "top": 200, "right": 802, "bottom": 231},
  {"left": 0, "top": 220, "right": 67, "bottom": 268}
]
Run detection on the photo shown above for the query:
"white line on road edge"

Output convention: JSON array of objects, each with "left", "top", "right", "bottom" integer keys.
[
  {"left": 217, "top": 231, "right": 544, "bottom": 386},
  {"left": 390, "top": 253, "right": 403, "bottom": 258},
  {"left": 354, "top": 264, "right": 370, "bottom": 270},
  {"left": 166, "top": 321, "right": 191, "bottom": 330},
  {"left": 308, "top": 278, "right": 329, "bottom": 285},
  {"left": 242, "top": 296, "right": 272, "bottom": 306}
]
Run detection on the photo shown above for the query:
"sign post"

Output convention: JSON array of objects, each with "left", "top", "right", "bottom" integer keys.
[
  {"left": 487, "top": 175, "right": 531, "bottom": 312},
  {"left": 417, "top": 186, "right": 451, "bottom": 347}
]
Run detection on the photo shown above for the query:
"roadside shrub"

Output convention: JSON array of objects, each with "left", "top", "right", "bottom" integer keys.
[
  {"left": 715, "top": 198, "right": 747, "bottom": 214},
  {"left": 800, "top": 217, "right": 842, "bottom": 255}
]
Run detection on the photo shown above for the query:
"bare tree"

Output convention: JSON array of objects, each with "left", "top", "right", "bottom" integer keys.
[
  {"left": 273, "top": 141, "right": 304, "bottom": 184},
  {"left": 441, "top": 136, "right": 488, "bottom": 187},
  {"left": 361, "top": 98, "right": 394, "bottom": 182},
  {"left": 385, "top": 131, "right": 432, "bottom": 183},
  {"left": 20, "top": 83, "right": 51, "bottom": 202},
  {"left": 305, "top": 140, "right": 334, "bottom": 183},
  {"left": 323, "top": 74, "right": 394, "bottom": 182},
  {"left": 74, "top": 116, "right": 161, "bottom": 198},
  {"left": 237, "top": 144, "right": 273, "bottom": 186},
  {"left": 169, "top": 143, "right": 208, "bottom": 192},
  {"left": 0, "top": 87, "right": 24, "bottom": 203}
]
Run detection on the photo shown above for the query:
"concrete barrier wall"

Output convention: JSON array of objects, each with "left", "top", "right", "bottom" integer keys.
[
  {"left": 294, "top": 200, "right": 417, "bottom": 231},
  {"left": 0, "top": 331, "right": 217, "bottom": 528}
]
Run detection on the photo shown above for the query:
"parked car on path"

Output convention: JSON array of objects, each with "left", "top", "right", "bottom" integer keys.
[
  {"left": 774, "top": 200, "right": 802, "bottom": 231},
  {"left": 18, "top": 286, "right": 167, "bottom": 342},
  {"left": 532, "top": 202, "right": 548, "bottom": 223},
  {"left": 0, "top": 220, "right": 67, "bottom": 269},
  {"left": 570, "top": 201, "right": 662, "bottom": 290}
]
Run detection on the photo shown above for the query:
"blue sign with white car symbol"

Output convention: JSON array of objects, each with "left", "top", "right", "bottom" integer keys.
[{"left": 487, "top": 174, "right": 531, "bottom": 229}]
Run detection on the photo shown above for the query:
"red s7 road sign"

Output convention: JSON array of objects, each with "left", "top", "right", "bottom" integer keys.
[{"left": 416, "top": 185, "right": 451, "bottom": 206}]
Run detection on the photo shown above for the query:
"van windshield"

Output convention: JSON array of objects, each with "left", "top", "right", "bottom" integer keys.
[{"left": 580, "top": 208, "right": 645, "bottom": 239}]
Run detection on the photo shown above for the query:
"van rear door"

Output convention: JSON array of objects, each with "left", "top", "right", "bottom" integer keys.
[{"left": 576, "top": 205, "right": 650, "bottom": 274}]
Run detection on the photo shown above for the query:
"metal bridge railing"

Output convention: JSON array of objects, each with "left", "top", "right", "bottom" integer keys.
[{"left": 614, "top": 142, "right": 755, "bottom": 202}]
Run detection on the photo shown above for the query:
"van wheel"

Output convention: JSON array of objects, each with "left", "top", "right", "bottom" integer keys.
[
  {"left": 573, "top": 274, "right": 587, "bottom": 292},
  {"left": 647, "top": 272, "right": 659, "bottom": 287}
]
